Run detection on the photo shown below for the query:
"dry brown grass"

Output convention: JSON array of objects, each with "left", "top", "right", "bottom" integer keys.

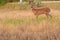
[
  {"left": 0, "top": 19, "right": 60, "bottom": 40},
  {"left": 0, "top": 8, "right": 60, "bottom": 40},
  {"left": 0, "top": 2, "right": 60, "bottom": 40}
]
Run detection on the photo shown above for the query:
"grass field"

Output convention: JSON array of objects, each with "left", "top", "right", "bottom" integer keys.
[{"left": 0, "top": 2, "right": 60, "bottom": 40}]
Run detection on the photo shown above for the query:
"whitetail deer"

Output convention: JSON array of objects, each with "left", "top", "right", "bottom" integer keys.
[{"left": 29, "top": 1, "right": 52, "bottom": 19}]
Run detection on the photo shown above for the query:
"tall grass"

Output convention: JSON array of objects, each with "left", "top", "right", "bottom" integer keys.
[
  {"left": 0, "top": 2, "right": 60, "bottom": 40},
  {"left": 0, "top": 16, "right": 59, "bottom": 24},
  {"left": 0, "top": 17, "right": 60, "bottom": 40}
]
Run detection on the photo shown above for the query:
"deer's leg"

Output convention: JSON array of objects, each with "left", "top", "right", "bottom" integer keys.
[
  {"left": 36, "top": 15, "right": 39, "bottom": 22},
  {"left": 36, "top": 15, "right": 40, "bottom": 20},
  {"left": 35, "top": 13, "right": 39, "bottom": 19},
  {"left": 36, "top": 15, "right": 38, "bottom": 19},
  {"left": 46, "top": 13, "right": 52, "bottom": 18},
  {"left": 48, "top": 14, "right": 52, "bottom": 18},
  {"left": 46, "top": 14, "right": 49, "bottom": 18}
]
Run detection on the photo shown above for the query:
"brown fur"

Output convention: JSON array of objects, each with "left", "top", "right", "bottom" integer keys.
[{"left": 29, "top": 1, "right": 52, "bottom": 18}]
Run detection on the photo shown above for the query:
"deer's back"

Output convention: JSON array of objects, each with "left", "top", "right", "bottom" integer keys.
[{"left": 32, "top": 7, "right": 50, "bottom": 15}]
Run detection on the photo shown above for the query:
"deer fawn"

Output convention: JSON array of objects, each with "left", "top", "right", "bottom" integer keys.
[{"left": 29, "top": 1, "right": 52, "bottom": 19}]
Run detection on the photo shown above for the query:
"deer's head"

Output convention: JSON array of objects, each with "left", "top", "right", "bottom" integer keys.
[{"left": 29, "top": 1, "right": 36, "bottom": 8}]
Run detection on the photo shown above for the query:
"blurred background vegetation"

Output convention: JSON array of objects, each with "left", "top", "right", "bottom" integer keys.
[
  {"left": 0, "top": 0, "right": 60, "bottom": 5},
  {"left": 0, "top": 0, "right": 60, "bottom": 10}
]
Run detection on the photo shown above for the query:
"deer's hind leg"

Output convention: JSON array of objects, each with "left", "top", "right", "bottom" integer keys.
[
  {"left": 46, "top": 13, "right": 49, "bottom": 18},
  {"left": 46, "top": 13, "right": 52, "bottom": 18},
  {"left": 48, "top": 14, "right": 52, "bottom": 18}
]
